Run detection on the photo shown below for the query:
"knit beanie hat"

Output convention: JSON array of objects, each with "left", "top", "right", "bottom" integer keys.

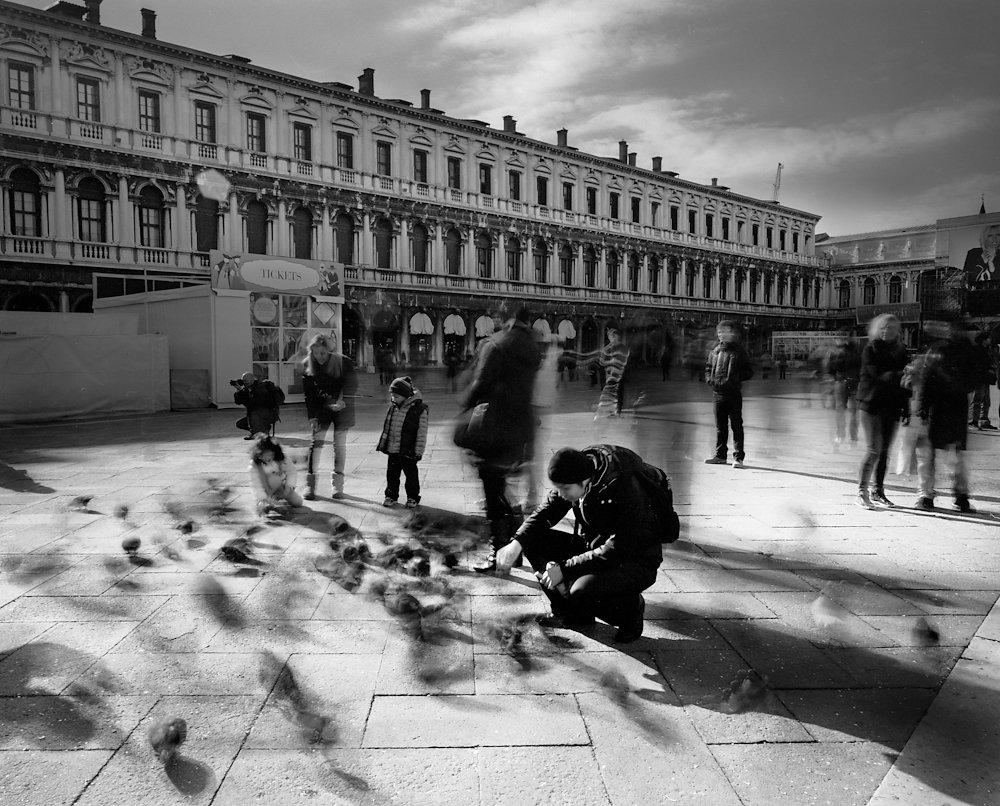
[
  {"left": 389, "top": 376, "right": 414, "bottom": 397},
  {"left": 547, "top": 448, "right": 594, "bottom": 484}
]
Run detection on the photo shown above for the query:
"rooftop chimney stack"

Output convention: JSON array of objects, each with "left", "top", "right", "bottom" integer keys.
[
  {"left": 503, "top": 115, "right": 516, "bottom": 132},
  {"left": 628, "top": 152, "right": 637, "bottom": 167},
  {"left": 84, "top": 0, "right": 102, "bottom": 24},
  {"left": 358, "top": 68, "right": 375, "bottom": 96},
  {"left": 557, "top": 128, "right": 567, "bottom": 147},
  {"left": 420, "top": 89, "right": 431, "bottom": 109},
  {"left": 652, "top": 156, "right": 662, "bottom": 172},
  {"left": 140, "top": 8, "right": 156, "bottom": 38},
  {"left": 711, "top": 177, "right": 718, "bottom": 186},
  {"left": 619, "top": 140, "right": 628, "bottom": 163}
]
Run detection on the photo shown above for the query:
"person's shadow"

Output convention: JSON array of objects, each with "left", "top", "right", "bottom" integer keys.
[{"left": 0, "top": 461, "right": 54, "bottom": 493}]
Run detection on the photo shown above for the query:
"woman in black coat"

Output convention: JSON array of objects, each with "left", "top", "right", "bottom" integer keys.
[{"left": 302, "top": 333, "right": 357, "bottom": 500}]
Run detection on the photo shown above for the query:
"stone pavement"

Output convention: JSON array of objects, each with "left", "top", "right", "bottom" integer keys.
[{"left": 1, "top": 368, "right": 998, "bottom": 806}]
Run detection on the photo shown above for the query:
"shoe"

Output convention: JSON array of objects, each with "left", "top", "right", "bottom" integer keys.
[
  {"left": 969, "top": 420, "right": 978, "bottom": 426},
  {"left": 243, "top": 435, "right": 255, "bottom": 440},
  {"left": 870, "top": 490, "right": 895, "bottom": 507},
  {"left": 915, "top": 497, "right": 934, "bottom": 510},
  {"left": 304, "top": 473, "right": 316, "bottom": 501},
  {"left": 614, "top": 595, "right": 645, "bottom": 643},
  {"left": 979, "top": 423, "right": 998, "bottom": 431},
  {"left": 535, "top": 612, "right": 595, "bottom": 629},
  {"left": 732, "top": 458, "right": 744, "bottom": 469},
  {"left": 704, "top": 457, "right": 727, "bottom": 465},
  {"left": 382, "top": 497, "right": 397, "bottom": 508},
  {"left": 473, "top": 546, "right": 499, "bottom": 574},
  {"left": 954, "top": 495, "right": 974, "bottom": 513},
  {"left": 856, "top": 490, "right": 875, "bottom": 509},
  {"left": 405, "top": 499, "right": 419, "bottom": 509}
]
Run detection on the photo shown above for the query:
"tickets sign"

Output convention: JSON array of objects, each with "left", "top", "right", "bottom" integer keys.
[{"left": 208, "top": 251, "right": 344, "bottom": 301}]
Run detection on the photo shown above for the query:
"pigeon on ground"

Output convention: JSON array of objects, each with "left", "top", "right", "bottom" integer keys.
[
  {"left": 113, "top": 503, "right": 130, "bottom": 520},
  {"left": 912, "top": 616, "right": 940, "bottom": 646},
  {"left": 220, "top": 537, "right": 258, "bottom": 565},
  {"left": 148, "top": 717, "right": 187, "bottom": 764},
  {"left": 722, "top": 669, "right": 770, "bottom": 714},
  {"left": 121, "top": 536, "right": 141, "bottom": 556},
  {"left": 68, "top": 495, "right": 94, "bottom": 512}
]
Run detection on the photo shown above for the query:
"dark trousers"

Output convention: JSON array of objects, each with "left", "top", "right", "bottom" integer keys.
[
  {"left": 859, "top": 409, "right": 899, "bottom": 493},
  {"left": 522, "top": 529, "right": 655, "bottom": 628},
  {"left": 236, "top": 408, "right": 275, "bottom": 435},
  {"left": 385, "top": 454, "right": 420, "bottom": 502},
  {"left": 712, "top": 390, "right": 745, "bottom": 461},
  {"left": 478, "top": 462, "right": 514, "bottom": 526}
]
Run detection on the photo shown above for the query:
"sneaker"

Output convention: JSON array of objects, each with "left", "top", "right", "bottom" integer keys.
[
  {"left": 405, "top": 499, "right": 419, "bottom": 509},
  {"left": 856, "top": 489, "right": 875, "bottom": 509},
  {"left": 732, "top": 458, "right": 744, "bottom": 469},
  {"left": 916, "top": 497, "right": 934, "bottom": 510},
  {"left": 979, "top": 423, "right": 998, "bottom": 431},
  {"left": 614, "top": 595, "right": 646, "bottom": 643},
  {"left": 704, "top": 457, "right": 728, "bottom": 465},
  {"left": 382, "top": 497, "right": 397, "bottom": 508},
  {"left": 304, "top": 473, "right": 316, "bottom": 501},
  {"left": 954, "top": 495, "right": 975, "bottom": 513},
  {"left": 870, "top": 490, "right": 895, "bottom": 507}
]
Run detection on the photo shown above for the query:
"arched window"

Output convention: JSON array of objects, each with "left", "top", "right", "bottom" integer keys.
[
  {"left": 668, "top": 258, "right": 679, "bottom": 295},
  {"left": 246, "top": 200, "right": 268, "bottom": 254},
  {"left": 702, "top": 264, "right": 712, "bottom": 298},
  {"left": 373, "top": 216, "right": 392, "bottom": 268},
  {"left": 863, "top": 277, "right": 876, "bottom": 306},
  {"left": 9, "top": 167, "right": 42, "bottom": 236},
  {"left": 748, "top": 271, "right": 758, "bottom": 303},
  {"left": 583, "top": 245, "right": 597, "bottom": 287},
  {"left": 533, "top": 238, "right": 549, "bottom": 284},
  {"left": 789, "top": 276, "right": 799, "bottom": 307},
  {"left": 292, "top": 207, "right": 313, "bottom": 259},
  {"left": 763, "top": 273, "right": 773, "bottom": 304},
  {"left": 776, "top": 275, "right": 786, "bottom": 305},
  {"left": 838, "top": 279, "right": 851, "bottom": 309},
  {"left": 505, "top": 236, "right": 521, "bottom": 281},
  {"left": 719, "top": 268, "right": 729, "bottom": 301},
  {"left": 475, "top": 231, "right": 492, "bottom": 278},
  {"left": 627, "top": 252, "right": 641, "bottom": 292},
  {"left": 194, "top": 195, "right": 218, "bottom": 253},
  {"left": 815, "top": 278, "right": 822, "bottom": 308},
  {"left": 334, "top": 212, "right": 354, "bottom": 264},
  {"left": 888, "top": 274, "right": 902, "bottom": 304},
  {"left": 138, "top": 185, "right": 165, "bottom": 247},
  {"left": 411, "top": 223, "right": 428, "bottom": 272},
  {"left": 734, "top": 268, "right": 745, "bottom": 302},
  {"left": 685, "top": 262, "right": 696, "bottom": 297},
  {"left": 606, "top": 248, "right": 619, "bottom": 290},
  {"left": 445, "top": 227, "right": 462, "bottom": 275},
  {"left": 648, "top": 255, "right": 660, "bottom": 295},
  {"left": 77, "top": 177, "right": 106, "bottom": 242},
  {"left": 559, "top": 243, "right": 574, "bottom": 286}
]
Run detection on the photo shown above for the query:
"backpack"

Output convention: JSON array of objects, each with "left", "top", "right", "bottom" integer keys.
[
  {"left": 260, "top": 380, "right": 285, "bottom": 411},
  {"left": 632, "top": 462, "right": 681, "bottom": 543}
]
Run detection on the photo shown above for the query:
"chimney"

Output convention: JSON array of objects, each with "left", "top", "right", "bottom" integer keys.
[
  {"left": 557, "top": 128, "right": 567, "bottom": 147},
  {"left": 628, "top": 152, "right": 636, "bottom": 167},
  {"left": 358, "top": 67, "right": 375, "bottom": 97},
  {"left": 503, "top": 115, "right": 517, "bottom": 132},
  {"left": 420, "top": 89, "right": 431, "bottom": 109},
  {"left": 140, "top": 8, "right": 156, "bottom": 38},
  {"left": 85, "top": 0, "right": 102, "bottom": 23},
  {"left": 652, "top": 156, "right": 662, "bottom": 172},
  {"left": 711, "top": 177, "right": 718, "bottom": 186},
  {"left": 618, "top": 140, "right": 628, "bottom": 163}
]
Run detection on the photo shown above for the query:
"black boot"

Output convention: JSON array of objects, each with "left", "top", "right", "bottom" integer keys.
[{"left": 473, "top": 518, "right": 522, "bottom": 573}]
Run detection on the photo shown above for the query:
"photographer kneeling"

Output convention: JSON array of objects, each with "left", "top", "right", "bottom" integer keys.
[
  {"left": 496, "top": 444, "right": 665, "bottom": 643},
  {"left": 233, "top": 371, "right": 284, "bottom": 439}
]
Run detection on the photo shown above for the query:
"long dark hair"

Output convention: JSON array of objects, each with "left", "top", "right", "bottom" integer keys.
[
  {"left": 251, "top": 435, "right": 285, "bottom": 464},
  {"left": 303, "top": 333, "right": 340, "bottom": 377}
]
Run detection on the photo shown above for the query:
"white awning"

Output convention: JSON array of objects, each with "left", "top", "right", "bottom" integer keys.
[
  {"left": 557, "top": 319, "right": 577, "bottom": 339},
  {"left": 474, "top": 315, "right": 495, "bottom": 337},
  {"left": 409, "top": 312, "right": 433, "bottom": 335},
  {"left": 532, "top": 319, "right": 552, "bottom": 338},
  {"left": 443, "top": 313, "right": 467, "bottom": 335}
]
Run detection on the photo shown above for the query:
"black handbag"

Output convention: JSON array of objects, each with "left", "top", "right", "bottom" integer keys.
[{"left": 453, "top": 402, "right": 500, "bottom": 458}]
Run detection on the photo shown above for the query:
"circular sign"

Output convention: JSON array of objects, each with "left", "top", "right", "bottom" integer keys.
[{"left": 252, "top": 296, "right": 278, "bottom": 324}]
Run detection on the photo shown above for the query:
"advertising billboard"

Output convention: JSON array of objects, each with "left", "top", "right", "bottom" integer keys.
[{"left": 208, "top": 251, "right": 345, "bottom": 301}]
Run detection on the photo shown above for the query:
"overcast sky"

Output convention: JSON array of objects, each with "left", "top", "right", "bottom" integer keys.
[{"left": 45, "top": 0, "right": 1000, "bottom": 236}]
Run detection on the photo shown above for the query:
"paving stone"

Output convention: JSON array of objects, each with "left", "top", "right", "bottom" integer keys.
[
  {"left": 647, "top": 591, "right": 779, "bottom": 620},
  {"left": 663, "top": 568, "right": 815, "bottom": 593},
  {"left": 0, "top": 749, "right": 112, "bottom": 805},
  {"left": 859, "top": 613, "right": 984, "bottom": 647},
  {"left": 0, "top": 594, "right": 168, "bottom": 623},
  {"left": 892, "top": 588, "right": 1000, "bottom": 615},
  {"left": 477, "top": 745, "right": 612, "bottom": 806},
  {"left": 363, "top": 693, "right": 589, "bottom": 747},
  {"left": 76, "top": 652, "right": 280, "bottom": 696},
  {"left": 375, "top": 629, "right": 474, "bottom": 695},
  {"left": 777, "top": 688, "right": 935, "bottom": 745},
  {"left": 824, "top": 646, "right": 962, "bottom": 688},
  {"left": 205, "top": 620, "right": 389, "bottom": 655},
  {"left": 0, "top": 694, "right": 157, "bottom": 750},
  {"left": 0, "top": 637, "right": 116, "bottom": 696},
  {"left": 752, "top": 591, "right": 899, "bottom": 647},
  {"left": 106, "top": 571, "right": 261, "bottom": 597}
]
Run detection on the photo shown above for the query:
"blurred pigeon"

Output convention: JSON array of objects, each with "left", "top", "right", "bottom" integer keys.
[
  {"left": 722, "top": 669, "right": 769, "bottom": 714},
  {"left": 113, "top": 503, "right": 130, "bottom": 520},
  {"left": 220, "top": 537, "right": 258, "bottom": 565},
  {"left": 148, "top": 717, "right": 187, "bottom": 764},
  {"left": 68, "top": 495, "right": 94, "bottom": 512},
  {"left": 912, "top": 616, "right": 940, "bottom": 646},
  {"left": 121, "top": 536, "right": 141, "bottom": 556},
  {"left": 327, "top": 514, "right": 354, "bottom": 539},
  {"left": 260, "top": 651, "right": 330, "bottom": 744},
  {"left": 196, "top": 576, "right": 243, "bottom": 628},
  {"left": 598, "top": 668, "right": 630, "bottom": 706},
  {"left": 810, "top": 591, "right": 849, "bottom": 627},
  {"left": 176, "top": 520, "right": 196, "bottom": 535},
  {"left": 488, "top": 614, "right": 534, "bottom": 671}
]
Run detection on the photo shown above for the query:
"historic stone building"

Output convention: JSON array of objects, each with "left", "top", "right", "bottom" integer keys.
[{"left": 1, "top": 0, "right": 830, "bottom": 388}]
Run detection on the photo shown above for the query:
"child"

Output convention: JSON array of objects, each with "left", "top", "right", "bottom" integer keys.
[
  {"left": 376, "top": 376, "right": 428, "bottom": 509},
  {"left": 704, "top": 319, "right": 754, "bottom": 468},
  {"left": 250, "top": 435, "right": 303, "bottom": 515}
]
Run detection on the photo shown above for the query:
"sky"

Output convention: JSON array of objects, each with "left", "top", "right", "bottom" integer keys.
[{"left": 36, "top": 0, "right": 1000, "bottom": 236}]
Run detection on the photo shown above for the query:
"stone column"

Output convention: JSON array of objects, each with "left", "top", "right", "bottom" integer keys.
[
  {"left": 320, "top": 204, "right": 332, "bottom": 260},
  {"left": 118, "top": 175, "right": 134, "bottom": 247},
  {"left": 276, "top": 200, "right": 287, "bottom": 255},
  {"left": 174, "top": 186, "right": 188, "bottom": 251},
  {"left": 400, "top": 310, "right": 410, "bottom": 364},
  {"left": 226, "top": 192, "right": 241, "bottom": 252},
  {"left": 361, "top": 210, "right": 373, "bottom": 266}
]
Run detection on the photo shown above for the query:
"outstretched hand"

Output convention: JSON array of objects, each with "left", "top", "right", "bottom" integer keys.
[{"left": 495, "top": 540, "right": 522, "bottom": 574}]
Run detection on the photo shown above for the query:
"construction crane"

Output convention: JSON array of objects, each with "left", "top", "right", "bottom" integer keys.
[{"left": 771, "top": 163, "right": 783, "bottom": 203}]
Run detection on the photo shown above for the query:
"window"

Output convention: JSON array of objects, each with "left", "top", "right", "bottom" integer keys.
[
  {"left": 586, "top": 187, "right": 597, "bottom": 215},
  {"left": 373, "top": 216, "right": 391, "bottom": 268},
  {"left": 789, "top": 277, "right": 798, "bottom": 307},
  {"left": 749, "top": 272, "right": 758, "bottom": 302},
  {"left": 815, "top": 278, "right": 822, "bottom": 308},
  {"left": 137, "top": 89, "right": 160, "bottom": 132},
  {"left": 292, "top": 207, "right": 313, "bottom": 259},
  {"left": 8, "top": 62, "right": 34, "bottom": 109},
  {"left": 476, "top": 232, "right": 492, "bottom": 278},
  {"left": 413, "top": 150, "right": 428, "bottom": 184},
  {"left": 336, "top": 132, "right": 354, "bottom": 168},
  {"left": 705, "top": 214, "right": 714, "bottom": 238},
  {"left": 76, "top": 76, "right": 101, "bottom": 121},
  {"left": 479, "top": 164, "right": 492, "bottom": 196},
  {"left": 447, "top": 157, "right": 462, "bottom": 190},
  {"left": 863, "top": 277, "right": 876, "bottom": 306},
  {"left": 792, "top": 232, "right": 800, "bottom": 253},
  {"left": 766, "top": 226, "right": 774, "bottom": 249},
  {"left": 77, "top": 177, "right": 107, "bottom": 242},
  {"left": 138, "top": 186, "right": 165, "bottom": 248},
  {"left": 631, "top": 197, "right": 640, "bottom": 224},
  {"left": 8, "top": 168, "right": 41, "bottom": 236},
  {"left": 650, "top": 202, "right": 660, "bottom": 227},
  {"left": 668, "top": 262, "right": 679, "bottom": 295},
  {"left": 559, "top": 244, "right": 574, "bottom": 286},
  {"left": 194, "top": 101, "right": 216, "bottom": 143},
  {"left": 777, "top": 276, "right": 785, "bottom": 305},
  {"left": 584, "top": 247, "right": 597, "bottom": 287},
  {"left": 376, "top": 141, "right": 391, "bottom": 176},
  {"left": 779, "top": 230, "right": 786, "bottom": 251},
  {"left": 703, "top": 267, "right": 712, "bottom": 298},
  {"left": 609, "top": 192, "right": 619, "bottom": 219},
  {"left": 247, "top": 200, "right": 268, "bottom": 254},
  {"left": 648, "top": 256, "right": 660, "bottom": 294},
  {"left": 562, "top": 182, "right": 573, "bottom": 211},
  {"left": 719, "top": 270, "right": 728, "bottom": 301},
  {"left": 195, "top": 196, "right": 219, "bottom": 252},
  {"left": 734, "top": 269, "right": 744, "bottom": 302},
  {"left": 246, "top": 112, "right": 266, "bottom": 153},
  {"left": 685, "top": 264, "right": 696, "bottom": 297},
  {"left": 838, "top": 279, "right": 851, "bottom": 309},
  {"left": 763, "top": 274, "right": 772, "bottom": 304},
  {"left": 293, "top": 123, "right": 312, "bottom": 161},
  {"left": 445, "top": 228, "right": 462, "bottom": 275},
  {"left": 536, "top": 176, "right": 548, "bottom": 207},
  {"left": 669, "top": 205, "right": 679, "bottom": 230},
  {"left": 628, "top": 252, "right": 640, "bottom": 291},
  {"left": 411, "top": 223, "right": 428, "bottom": 272},
  {"left": 505, "top": 236, "right": 521, "bottom": 281},
  {"left": 888, "top": 275, "right": 902, "bottom": 304},
  {"left": 334, "top": 212, "right": 354, "bottom": 263},
  {"left": 606, "top": 249, "right": 619, "bottom": 289},
  {"left": 752, "top": 223, "right": 760, "bottom": 246},
  {"left": 508, "top": 170, "right": 520, "bottom": 200},
  {"left": 737, "top": 220, "right": 745, "bottom": 242},
  {"left": 533, "top": 238, "right": 549, "bottom": 283},
  {"left": 688, "top": 209, "right": 697, "bottom": 234},
  {"left": 722, "top": 218, "right": 730, "bottom": 241}
]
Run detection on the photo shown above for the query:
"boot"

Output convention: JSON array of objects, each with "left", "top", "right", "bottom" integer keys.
[
  {"left": 331, "top": 472, "right": 344, "bottom": 499},
  {"left": 304, "top": 473, "right": 316, "bottom": 501},
  {"left": 473, "top": 518, "right": 522, "bottom": 574}
]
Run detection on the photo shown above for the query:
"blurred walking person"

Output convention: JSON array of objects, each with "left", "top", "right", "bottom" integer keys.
[
  {"left": 855, "top": 314, "right": 909, "bottom": 509},
  {"left": 968, "top": 331, "right": 997, "bottom": 430},
  {"left": 595, "top": 326, "right": 629, "bottom": 418},
  {"left": 827, "top": 332, "right": 862, "bottom": 444},
  {"left": 302, "top": 333, "right": 357, "bottom": 500},
  {"left": 704, "top": 320, "right": 754, "bottom": 468}
]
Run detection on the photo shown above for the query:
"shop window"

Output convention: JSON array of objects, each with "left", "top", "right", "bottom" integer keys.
[
  {"left": 250, "top": 293, "right": 309, "bottom": 396},
  {"left": 246, "top": 199, "right": 268, "bottom": 254},
  {"left": 292, "top": 207, "right": 312, "bottom": 259},
  {"left": 506, "top": 236, "right": 521, "bottom": 281},
  {"left": 138, "top": 89, "right": 160, "bottom": 132},
  {"left": 194, "top": 195, "right": 219, "bottom": 253},
  {"left": 76, "top": 76, "right": 101, "bottom": 121},
  {"left": 138, "top": 185, "right": 165, "bottom": 247},
  {"left": 334, "top": 212, "right": 354, "bottom": 263},
  {"left": 78, "top": 177, "right": 107, "bottom": 242},
  {"left": 336, "top": 132, "right": 354, "bottom": 169},
  {"left": 445, "top": 228, "right": 462, "bottom": 275},
  {"left": 476, "top": 232, "right": 492, "bottom": 278},
  {"left": 373, "top": 216, "right": 392, "bottom": 269},
  {"left": 411, "top": 222, "right": 428, "bottom": 272},
  {"left": 8, "top": 167, "right": 41, "bottom": 236}
]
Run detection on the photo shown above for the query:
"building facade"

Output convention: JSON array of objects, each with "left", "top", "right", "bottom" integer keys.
[{"left": 1, "top": 0, "right": 831, "bottom": 397}]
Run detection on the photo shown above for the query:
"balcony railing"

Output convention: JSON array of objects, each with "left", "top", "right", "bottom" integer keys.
[
  {"left": 7, "top": 235, "right": 49, "bottom": 255},
  {"left": 250, "top": 152, "right": 267, "bottom": 169},
  {"left": 296, "top": 161, "right": 313, "bottom": 176},
  {"left": 9, "top": 109, "right": 37, "bottom": 129},
  {"left": 78, "top": 121, "right": 103, "bottom": 140},
  {"left": 197, "top": 142, "right": 218, "bottom": 160},
  {"left": 139, "top": 132, "right": 163, "bottom": 150}
]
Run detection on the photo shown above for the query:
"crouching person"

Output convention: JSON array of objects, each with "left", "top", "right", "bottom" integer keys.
[{"left": 496, "top": 444, "right": 664, "bottom": 643}]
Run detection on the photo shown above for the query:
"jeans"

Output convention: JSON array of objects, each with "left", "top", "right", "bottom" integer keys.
[
  {"left": 859, "top": 409, "right": 899, "bottom": 493},
  {"left": 916, "top": 439, "right": 969, "bottom": 500},
  {"left": 712, "top": 390, "right": 745, "bottom": 461},
  {"left": 521, "top": 528, "right": 656, "bottom": 628},
  {"left": 308, "top": 417, "right": 346, "bottom": 485},
  {"left": 385, "top": 454, "right": 420, "bottom": 502},
  {"left": 970, "top": 384, "right": 992, "bottom": 425}
]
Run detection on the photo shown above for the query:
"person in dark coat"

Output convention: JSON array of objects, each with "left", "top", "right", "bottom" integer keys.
[
  {"left": 855, "top": 314, "right": 909, "bottom": 509},
  {"left": 968, "top": 331, "right": 997, "bottom": 430},
  {"left": 495, "top": 444, "right": 664, "bottom": 643},
  {"left": 302, "top": 333, "right": 357, "bottom": 500},
  {"left": 233, "top": 371, "right": 284, "bottom": 438},
  {"left": 704, "top": 320, "right": 754, "bottom": 467},
  {"left": 913, "top": 321, "right": 977, "bottom": 512},
  {"left": 826, "top": 332, "right": 862, "bottom": 444},
  {"left": 460, "top": 307, "right": 541, "bottom": 573},
  {"left": 376, "top": 376, "right": 428, "bottom": 509}
]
